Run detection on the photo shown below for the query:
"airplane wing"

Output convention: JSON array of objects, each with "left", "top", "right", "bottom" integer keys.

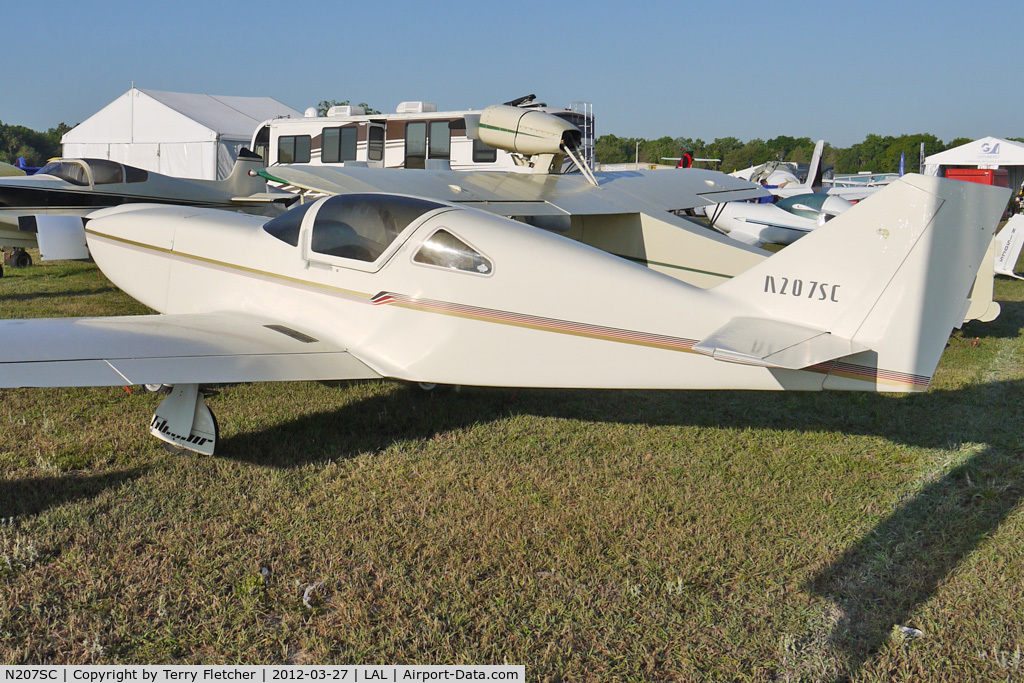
[
  {"left": 693, "top": 317, "right": 868, "bottom": 370},
  {"left": 0, "top": 312, "right": 381, "bottom": 388},
  {"left": 258, "top": 165, "right": 770, "bottom": 217}
]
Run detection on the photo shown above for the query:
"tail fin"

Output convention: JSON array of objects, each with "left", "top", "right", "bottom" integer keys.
[
  {"left": 710, "top": 174, "right": 1009, "bottom": 390},
  {"left": 218, "top": 148, "right": 267, "bottom": 196},
  {"left": 994, "top": 214, "right": 1024, "bottom": 279},
  {"left": 802, "top": 139, "right": 824, "bottom": 190}
]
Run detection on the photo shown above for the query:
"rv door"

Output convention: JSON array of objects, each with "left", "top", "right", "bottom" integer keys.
[
  {"left": 367, "top": 123, "right": 385, "bottom": 168},
  {"left": 252, "top": 125, "right": 271, "bottom": 166}
]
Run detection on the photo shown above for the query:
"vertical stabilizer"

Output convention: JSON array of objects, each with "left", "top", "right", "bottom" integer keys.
[
  {"left": 995, "top": 214, "right": 1024, "bottom": 279},
  {"left": 712, "top": 174, "right": 1009, "bottom": 390}
]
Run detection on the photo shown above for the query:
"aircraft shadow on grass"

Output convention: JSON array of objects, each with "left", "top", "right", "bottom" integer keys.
[
  {"left": 0, "top": 466, "right": 148, "bottom": 519},
  {"left": 0, "top": 286, "right": 122, "bottom": 305},
  {"left": 219, "top": 373, "right": 1023, "bottom": 680},
  {"left": 806, "top": 440, "right": 1022, "bottom": 680}
]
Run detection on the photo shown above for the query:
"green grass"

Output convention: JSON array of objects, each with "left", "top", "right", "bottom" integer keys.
[{"left": 1, "top": 253, "right": 1023, "bottom": 680}]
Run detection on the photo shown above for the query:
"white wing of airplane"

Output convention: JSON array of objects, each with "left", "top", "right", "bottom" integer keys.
[
  {"left": 258, "top": 165, "right": 769, "bottom": 216},
  {"left": 0, "top": 312, "right": 380, "bottom": 388}
]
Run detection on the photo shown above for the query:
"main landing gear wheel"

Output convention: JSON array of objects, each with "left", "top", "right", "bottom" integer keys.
[{"left": 7, "top": 248, "right": 31, "bottom": 268}]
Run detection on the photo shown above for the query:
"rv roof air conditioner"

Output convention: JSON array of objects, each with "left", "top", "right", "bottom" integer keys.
[
  {"left": 327, "top": 105, "right": 365, "bottom": 117},
  {"left": 396, "top": 102, "right": 437, "bottom": 114}
]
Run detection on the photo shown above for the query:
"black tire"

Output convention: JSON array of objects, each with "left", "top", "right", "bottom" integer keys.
[{"left": 12, "top": 250, "right": 31, "bottom": 268}]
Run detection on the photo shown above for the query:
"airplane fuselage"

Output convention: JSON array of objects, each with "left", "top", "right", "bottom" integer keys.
[{"left": 83, "top": 197, "right": 930, "bottom": 393}]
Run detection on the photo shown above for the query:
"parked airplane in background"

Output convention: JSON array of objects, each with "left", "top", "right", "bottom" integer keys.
[
  {"left": 731, "top": 141, "right": 881, "bottom": 203},
  {"left": 0, "top": 175, "right": 1007, "bottom": 455},
  {"left": 703, "top": 193, "right": 855, "bottom": 246},
  {"left": 0, "top": 150, "right": 294, "bottom": 271}
]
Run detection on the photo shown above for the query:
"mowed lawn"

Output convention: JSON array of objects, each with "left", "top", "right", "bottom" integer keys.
[{"left": 1, "top": 252, "right": 1023, "bottom": 681}]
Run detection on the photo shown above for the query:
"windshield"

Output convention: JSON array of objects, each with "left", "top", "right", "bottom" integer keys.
[
  {"left": 36, "top": 160, "right": 90, "bottom": 186},
  {"left": 309, "top": 194, "right": 446, "bottom": 262}
]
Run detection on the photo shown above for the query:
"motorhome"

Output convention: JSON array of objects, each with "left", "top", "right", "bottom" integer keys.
[{"left": 249, "top": 96, "right": 594, "bottom": 173}]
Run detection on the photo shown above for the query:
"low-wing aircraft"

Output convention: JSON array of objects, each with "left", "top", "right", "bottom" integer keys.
[
  {"left": 0, "top": 175, "right": 1008, "bottom": 455},
  {"left": 731, "top": 140, "right": 881, "bottom": 203},
  {"left": 703, "top": 193, "right": 856, "bottom": 246},
  {"left": 0, "top": 149, "right": 294, "bottom": 269}
]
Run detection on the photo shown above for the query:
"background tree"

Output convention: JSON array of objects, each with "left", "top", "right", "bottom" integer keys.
[
  {"left": 316, "top": 100, "right": 382, "bottom": 116},
  {"left": 0, "top": 122, "right": 70, "bottom": 165}
]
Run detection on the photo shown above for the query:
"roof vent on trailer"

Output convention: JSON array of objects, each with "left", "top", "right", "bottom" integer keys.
[
  {"left": 327, "top": 105, "right": 365, "bottom": 117},
  {"left": 396, "top": 102, "right": 437, "bottom": 114}
]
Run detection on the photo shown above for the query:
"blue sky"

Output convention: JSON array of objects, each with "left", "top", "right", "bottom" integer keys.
[{"left": 5, "top": 0, "right": 1021, "bottom": 147}]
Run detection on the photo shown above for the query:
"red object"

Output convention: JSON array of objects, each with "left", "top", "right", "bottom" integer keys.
[{"left": 944, "top": 168, "right": 1010, "bottom": 187}]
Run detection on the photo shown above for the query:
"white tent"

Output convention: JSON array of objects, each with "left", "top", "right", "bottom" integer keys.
[
  {"left": 923, "top": 136, "right": 1024, "bottom": 193},
  {"left": 61, "top": 88, "right": 302, "bottom": 180}
]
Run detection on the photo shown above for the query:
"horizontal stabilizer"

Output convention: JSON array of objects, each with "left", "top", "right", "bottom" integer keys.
[{"left": 693, "top": 317, "right": 868, "bottom": 369}]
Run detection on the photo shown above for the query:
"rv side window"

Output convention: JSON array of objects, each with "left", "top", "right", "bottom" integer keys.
[
  {"left": 414, "top": 229, "right": 492, "bottom": 275},
  {"left": 405, "top": 122, "right": 426, "bottom": 169},
  {"left": 368, "top": 126, "right": 384, "bottom": 161},
  {"left": 429, "top": 121, "right": 451, "bottom": 160},
  {"left": 323, "top": 127, "right": 358, "bottom": 163},
  {"left": 473, "top": 138, "right": 497, "bottom": 164},
  {"left": 278, "top": 135, "right": 311, "bottom": 164}
]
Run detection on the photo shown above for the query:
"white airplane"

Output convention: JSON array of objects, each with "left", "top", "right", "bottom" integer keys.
[
  {"left": 0, "top": 174, "right": 1008, "bottom": 455},
  {"left": 0, "top": 150, "right": 294, "bottom": 271},
  {"left": 731, "top": 140, "right": 880, "bottom": 203},
  {"left": 703, "top": 193, "right": 856, "bottom": 246}
]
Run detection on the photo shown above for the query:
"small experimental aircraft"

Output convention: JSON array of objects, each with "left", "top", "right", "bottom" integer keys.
[
  {"left": 731, "top": 140, "right": 881, "bottom": 203},
  {"left": 0, "top": 150, "right": 293, "bottom": 270},
  {"left": 0, "top": 174, "right": 1009, "bottom": 455},
  {"left": 703, "top": 193, "right": 856, "bottom": 247}
]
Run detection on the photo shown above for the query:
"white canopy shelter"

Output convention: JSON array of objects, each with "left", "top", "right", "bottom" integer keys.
[
  {"left": 62, "top": 88, "right": 301, "bottom": 179},
  {"left": 923, "top": 136, "right": 1024, "bottom": 193}
]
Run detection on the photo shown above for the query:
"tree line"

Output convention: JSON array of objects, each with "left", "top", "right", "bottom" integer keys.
[
  {"left": 0, "top": 122, "right": 70, "bottom": 166},
  {"left": 596, "top": 133, "right": 1009, "bottom": 174}
]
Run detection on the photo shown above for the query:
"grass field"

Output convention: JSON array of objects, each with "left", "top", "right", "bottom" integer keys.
[{"left": 1, "top": 251, "right": 1023, "bottom": 681}]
